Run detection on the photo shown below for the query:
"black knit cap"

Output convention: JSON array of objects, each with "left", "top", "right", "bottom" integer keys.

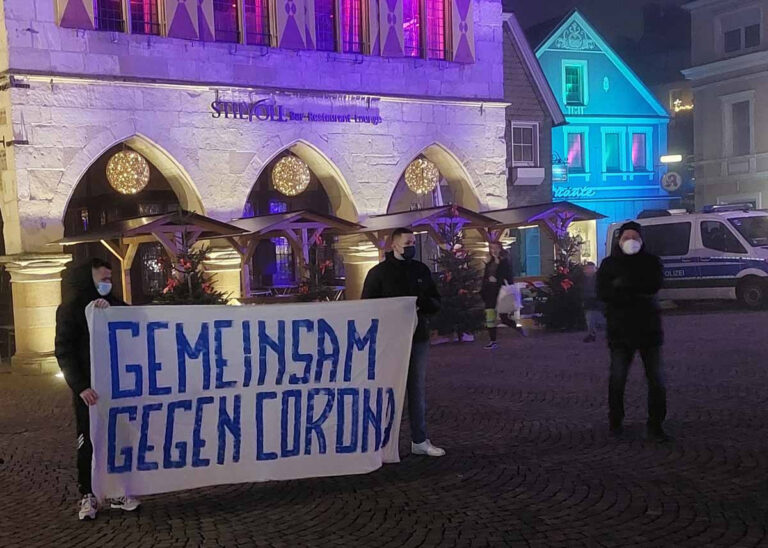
[{"left": 618, "top": 221, "right": 642, "bottom": 238}]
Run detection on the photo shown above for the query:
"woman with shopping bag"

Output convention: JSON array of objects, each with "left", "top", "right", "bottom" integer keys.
[{"left": 481, "top": 242, "right": 520, "bottom": 349}]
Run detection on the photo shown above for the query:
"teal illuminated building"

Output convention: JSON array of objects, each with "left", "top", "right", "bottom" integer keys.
[{"left": 534, "top": 11, "right": 681, "bottom": 260}]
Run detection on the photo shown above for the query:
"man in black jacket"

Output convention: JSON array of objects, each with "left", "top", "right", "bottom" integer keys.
[
  {"left": 55, "top": 258, "right": 140, "bottom": 520},
  {"left": 597, "top": 221, "right": 668, "bottom": 442},
  {"left": 361, "top": 227, "right": 445, "bottom": 457}
]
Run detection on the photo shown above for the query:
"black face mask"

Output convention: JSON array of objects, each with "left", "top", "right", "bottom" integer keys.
[{"left": 402, "top": 246, "right": 416, "bottom": 260}]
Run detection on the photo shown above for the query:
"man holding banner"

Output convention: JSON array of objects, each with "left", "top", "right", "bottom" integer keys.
[
  {"left": 55, "top": 259, "right": 140, "bottom": 520},
  {"left": 362, "top": 227, "right": 445, "bottom": 457}
]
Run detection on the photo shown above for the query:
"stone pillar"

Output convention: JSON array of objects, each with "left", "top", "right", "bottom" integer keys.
[
  {"left": 204, "top": 248, "right": 243, "bottom": 304},
  {"left": 0, "top": 254, "right": 71, "bottom": 375},
  {"left": 337, "top": 236, "right": 382, "bottom": 300}
]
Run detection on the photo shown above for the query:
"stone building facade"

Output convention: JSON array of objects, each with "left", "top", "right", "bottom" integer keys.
[
  {"left": 683, "top": 0, "right": 768, "bottom": 210},
  {"left": 0, "top": 0, "right": 557, "bottom": 372}
]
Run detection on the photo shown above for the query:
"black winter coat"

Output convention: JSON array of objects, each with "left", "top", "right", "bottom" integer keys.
[
  {"left": 597, "top": 245, "right": 664, "bottom": 348},
  {"left": 361, "top": 252, "right": 441, "bottom": 342},
  {"left": 55, "top": 264, "right": 125, "bottom": 396}
]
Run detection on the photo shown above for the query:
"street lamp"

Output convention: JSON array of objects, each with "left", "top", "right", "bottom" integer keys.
[{"left": 660, "top": 154, "right": 684, "bottom": 164}]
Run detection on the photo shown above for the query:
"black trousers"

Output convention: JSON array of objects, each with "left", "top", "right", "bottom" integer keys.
[
  {"left": 74, "top": 396, "right": 93, "bottom": 495},
  {"left": 609, "top": 345, "right": 667, "bottom": 429}
]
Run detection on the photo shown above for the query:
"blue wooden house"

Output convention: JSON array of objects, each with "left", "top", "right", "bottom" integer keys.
[{"left": 533, "top": 10, "right": 681, "bottom": 260}]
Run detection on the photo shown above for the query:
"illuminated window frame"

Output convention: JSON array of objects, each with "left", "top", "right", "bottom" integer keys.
[
  {"left": 600, "top": 127, "right": 626, "bottom": 175},
  {"left": 562, "top": 60, "right": 589, "bottom": 107},
  {"left": 628, "top": 127, "right": 654, "bottom": 173},
  {"left": 563, "top": 126, "right": 590, "bottom": 175}
]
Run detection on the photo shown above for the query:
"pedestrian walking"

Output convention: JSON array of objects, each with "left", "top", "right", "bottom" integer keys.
[
  {"left": 55, "top": 258, "right": 141, "bottom": 520},
  {"left": 480, "top": 242, "right": 519, "bottom": 350},
  {"left": 581, "top": 262, "right": 603, "bottom": 343},
  {"left": 361, "top": 227, "right": 445, "bottom": 457},
  {"left": 597, "top": 222, "right": 669, "bottom": 442}
]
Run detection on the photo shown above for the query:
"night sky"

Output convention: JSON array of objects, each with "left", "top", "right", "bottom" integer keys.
[{"left": 506, "top": 0, "right": 689, "bottom": 42}]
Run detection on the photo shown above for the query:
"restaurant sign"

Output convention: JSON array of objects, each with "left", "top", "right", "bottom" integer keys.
[
  {"left": 211, "top": 92, "right": 383, "bottom": 126},
  {"left": 553, "top": 186, "right": 597, "bottom": 199}
]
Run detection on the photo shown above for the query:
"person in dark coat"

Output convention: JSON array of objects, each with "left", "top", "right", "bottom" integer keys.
[
  {"left": 361, "top": 227, "right": 445, "bottom": 457},
  {"left": 480, "top": 242, "right": 517, "bottom": 349},
  {"left": 597, "top": 221, "right": 668, "bottom": 441},
  {"left": 55, "top": 258, "right": 140, "bottom": 520}
]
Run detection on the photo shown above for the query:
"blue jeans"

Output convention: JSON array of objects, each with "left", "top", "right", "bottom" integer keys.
[{"left": 407, "top": 340, "right": 430, "bottom": 444}]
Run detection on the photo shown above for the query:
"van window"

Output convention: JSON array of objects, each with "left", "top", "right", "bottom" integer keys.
[
  {"left": 643, "top": 222, "right": 691, "bottom": 256},
  {"left": 701, "top": 221, "right": 747, "bottom": 253},
  {"left": 610, "top": 222, "right": 691, "bottom": 256}
]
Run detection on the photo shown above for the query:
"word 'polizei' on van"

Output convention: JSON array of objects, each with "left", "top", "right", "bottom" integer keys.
[{"left": 607, "top": 204, "right": 768, "bottom": 309}]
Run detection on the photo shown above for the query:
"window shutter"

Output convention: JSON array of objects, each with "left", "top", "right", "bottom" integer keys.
[
  {"left": 304, "top": 0, "right": 316, "bottom": 49},
  {"left": 57, "top": 0, "right": 95, "bottom": 30},
  {"left": 198, "top": 0, "right": 215, "bottom": 41},
  {"left": 165, "top": 0, "right": 200, "bottom": 40},
  {"left": 379, "top": 0, "right": 403, "bottom": 56},
  {"left": 451, "top": 0, "right": 474, "bottom": 63},
  {"left": 368, "top": 0, "right": 380, "bottom": 55},
  {"left": 276, "top": 0, "right": 307, "bottom": 49}
]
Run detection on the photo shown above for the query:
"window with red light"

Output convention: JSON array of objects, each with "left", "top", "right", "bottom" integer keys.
[
  {"left": 341, "top": 0, "right": 364, "bottom": 53},
  {"left": 244, "top": 0, "right": 271, "bottom": 45},
  {"left": 403, "top": 0, "right": 421, "bottom": 57},
  {"left": 426, "top": 0, "right": 447, "bottom": 59},
  {"left": 129, "top": 0, "right": 160, "bottom": 35},
  {"left": 315, "top": 0, "right": 337, "bottom": 52},
  {"left": 213, "top": 0, "right": 240, "bottom": 42}
]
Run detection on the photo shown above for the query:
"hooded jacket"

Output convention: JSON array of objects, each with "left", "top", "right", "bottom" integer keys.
[
  {"left": 597, "top": 229, "right": 664, "bottom": 347},
  {"left": 55, "top": 263, "right": 125, "bottom": 396},
  {"left": 361, "top": 251, "right": 441, "bottom": 342}
]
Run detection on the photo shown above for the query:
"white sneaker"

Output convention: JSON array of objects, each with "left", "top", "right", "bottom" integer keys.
[
  {"left": 109, "top": 496, "right": 141, "bottom": 512},
  {"left": 78, "top": 494, "right": 98, "bottom": 521},
  {"left": 411, "top": 439, "right": 446, "bottom": 457}
]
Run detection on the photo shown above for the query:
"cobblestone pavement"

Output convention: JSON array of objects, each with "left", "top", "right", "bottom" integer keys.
[{"left": 2, "top": 310, "right": 768, "bottom": 547}]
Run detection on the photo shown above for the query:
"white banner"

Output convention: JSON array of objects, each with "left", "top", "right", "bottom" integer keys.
[{"left": 86, "top": 297, "right": 417, "bottom": 500}]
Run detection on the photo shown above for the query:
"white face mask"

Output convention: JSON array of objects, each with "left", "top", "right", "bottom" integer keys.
[
  {"left": 96, "top": 281, "right": 112, "bottom": 297},
  {"left": 620, "top": 239, "right": 643, "bottom": 256}
]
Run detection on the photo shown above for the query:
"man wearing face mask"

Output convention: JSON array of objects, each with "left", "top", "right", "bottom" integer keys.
[
  {"left": 597, "top": 221, "right": 669, "bottom": 442},
  {"left": 55, "top": 258, "right": 140, "bottom": 520},
  {"left": 361, "top": 227, "right": 445, "bottom": 457}
]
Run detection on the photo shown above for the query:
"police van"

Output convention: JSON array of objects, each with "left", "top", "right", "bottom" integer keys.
[{"left": 606, "top": 205, "right": 768, "bottom": 308}]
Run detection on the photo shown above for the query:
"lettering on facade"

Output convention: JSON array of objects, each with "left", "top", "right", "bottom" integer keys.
[
  {"left": 210, "top": 95, "right": 383, "bottom": 126},
  {"left": 553, "top": 186, "right": 597, "bottom": 199}
]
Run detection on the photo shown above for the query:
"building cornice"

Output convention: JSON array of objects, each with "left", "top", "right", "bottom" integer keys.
[
  {"left": 683, "top": 50, "right": 768, "bottom": 81},
  {"left": 3, "top": 70, "right": 511, "bottom": 108}
]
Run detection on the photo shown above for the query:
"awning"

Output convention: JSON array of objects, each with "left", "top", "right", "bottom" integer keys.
[
  {"left": 53, "top": 210, "right": 245, "bottom": 248},
  {"left": 357, "top": 205, "right": 499, "bottom": 249},
  {"left": 219, "top": 210, "right": 364, "bottom": 297},
  {"left": 50, "top": 210, "right": 245, "bottom": 304},
  {"left": 484, "top": 201, "right": 606, "bottom": 240}
]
